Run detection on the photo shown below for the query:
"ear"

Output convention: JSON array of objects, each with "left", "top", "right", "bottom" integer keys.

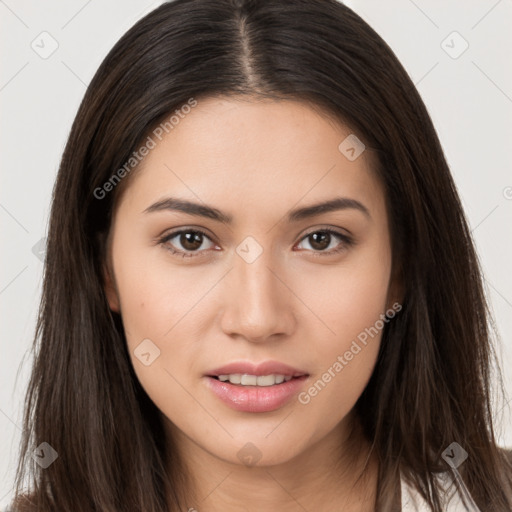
[
  {"left": 386, "top": 262, "right": 405, "bottom": 311},
  {"left": 103, "top": 260, "right": 120, "bottom": 313},
  {"left": 103, "top": 265, "right": 120, "bottom": 313},
  {"left": 99, "top": 229, "right": 120, "bottom": 313}
]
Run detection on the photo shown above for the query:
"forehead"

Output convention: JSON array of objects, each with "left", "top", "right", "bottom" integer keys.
[{"left": 116, "top": 96, "right": 386, "bottom": 223}]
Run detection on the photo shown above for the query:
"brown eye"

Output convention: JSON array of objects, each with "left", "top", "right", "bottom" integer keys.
[
  {"left": 307, "top": 232, "right": 331, "bottom": 251},
  {"left": 160, "top": 229, "right": 215, "bottom": 257},
  {"left": 296, "top": 229, "right": 353, "bottom": 256},
  {"left": 179, "top": 231, "right": 204, "bottom": 251}
]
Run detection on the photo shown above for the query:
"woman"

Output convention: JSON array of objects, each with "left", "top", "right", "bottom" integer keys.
[{"left": 9, "top": 0, "right": 512, "bottom": 510}]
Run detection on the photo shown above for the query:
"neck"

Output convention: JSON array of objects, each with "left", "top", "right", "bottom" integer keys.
[{"left": 163, "top": 410, "right": 379, "bottom": 512}]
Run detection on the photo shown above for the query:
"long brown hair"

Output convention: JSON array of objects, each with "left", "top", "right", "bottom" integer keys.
[{"left": 10, "top": 0, "right": 512, "bottom": 510}]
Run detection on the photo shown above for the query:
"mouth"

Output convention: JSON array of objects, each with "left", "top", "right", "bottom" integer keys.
[
  {"left": 204, "top": 361, "right": 309, "bottom": 413},
  {"left": 208, "top": 373, "right": 305, "bottom": 386}
]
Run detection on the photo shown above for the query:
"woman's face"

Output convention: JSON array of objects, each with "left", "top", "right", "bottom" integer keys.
[{"left": 104, "top": 96, "right": 397, "bottom": 467}]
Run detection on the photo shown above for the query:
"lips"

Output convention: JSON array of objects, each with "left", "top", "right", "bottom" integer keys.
[
  {"left": 206, "top": 361, "right": 308, "bottom": 378},
  {"left": 204, "top": 360, "right": 309, "bottom": 413}
]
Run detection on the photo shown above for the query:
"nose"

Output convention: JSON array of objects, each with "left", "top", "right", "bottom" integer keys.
[{"left": 219, "top": 248, "right": 295, "bottom": 343}]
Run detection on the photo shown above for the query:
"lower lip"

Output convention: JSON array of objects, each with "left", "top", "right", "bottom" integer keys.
[{"left": 205, "top": 375, "right": 309, "bottom": 413}]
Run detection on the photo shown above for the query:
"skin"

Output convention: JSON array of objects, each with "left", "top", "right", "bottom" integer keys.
[{"left": 104, "top": 96, "right": 401, "bottom": 511}]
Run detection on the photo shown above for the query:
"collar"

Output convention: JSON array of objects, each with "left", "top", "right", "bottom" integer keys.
[{"left": 400, "top": 469, "right": 475, "bottom": 511}]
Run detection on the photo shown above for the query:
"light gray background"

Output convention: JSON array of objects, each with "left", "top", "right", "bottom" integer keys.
[{"left": 1, "top": 0, "right": 511, "bottom": 505}]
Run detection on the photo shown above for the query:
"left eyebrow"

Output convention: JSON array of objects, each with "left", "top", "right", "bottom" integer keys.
[
  {"left": 287, "top": 197, "right": 371, "bottom": 222},
  {"left": 143, "top": 196, "right": 371, "bottom": 223}
]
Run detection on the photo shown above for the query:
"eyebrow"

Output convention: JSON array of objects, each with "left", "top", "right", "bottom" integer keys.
[{"left": 143, "top": 196, "right": 371, "bottom": 223}]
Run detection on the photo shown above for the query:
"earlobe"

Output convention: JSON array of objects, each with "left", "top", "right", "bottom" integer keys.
[
  {"left": 388, "top": 285, "right": 405, "bottom": 311},
  {"left": 387, "top": 266, "right": 405, "bottom": 311},
  {"left": 103, "top": 263, "right": 120, "bottom": 313}
]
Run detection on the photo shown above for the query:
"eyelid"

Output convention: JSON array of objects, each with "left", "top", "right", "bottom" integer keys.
[
  {"left": 300, "top": 224, "right": 353, "bottom": 239},
  {"left": 158, "top": 224, "right": 216, "bottom": 240}
]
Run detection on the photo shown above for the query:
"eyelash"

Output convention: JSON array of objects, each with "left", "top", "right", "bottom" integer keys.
[{"left": 157, "top": 227, "right": 354, "bottom": 259}]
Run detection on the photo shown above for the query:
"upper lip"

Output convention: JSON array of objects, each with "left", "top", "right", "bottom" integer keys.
[{"left": 206, "top": 361, "right": 309, "bottom": 378}]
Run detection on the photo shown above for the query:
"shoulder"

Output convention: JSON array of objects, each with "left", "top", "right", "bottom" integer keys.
[
  {"left": 2, "top": 493, "right": 38, "bottom": 512},
  {"left": 400, "top": 470, "right": 462, "bottom": 511},
  {"left": 501, "top": 446, "right": 512, "bottom": 464},
  {"left": 401, "top": 470, "right": 470, "bottom": 511},
  {"left": 401, "top": 446, "right": 512, "bottom": 510}
]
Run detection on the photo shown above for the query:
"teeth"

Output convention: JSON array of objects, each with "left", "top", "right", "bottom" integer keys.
[
  {"left": 241, "top": 374, "right": 257, "bottom": 386},
  {"left": 217, "top": 374, "right": 295, "bottom": 386}
]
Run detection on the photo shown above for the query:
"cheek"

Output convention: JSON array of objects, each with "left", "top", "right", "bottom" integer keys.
[
  {"left": 110, "top": 239, "right": 220, "bottom": 403},
  {"left": 297, "top": 233, "right": 391, "bottom": 344},
  {"left": 112, "top": 251, "right": 208, "bottom": 425},
  {"left": 292, "top": 239, "right": 391, "bottom": 418},
  {"left": 112, "top": 238, "right": 208, "bottom": 342}
]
